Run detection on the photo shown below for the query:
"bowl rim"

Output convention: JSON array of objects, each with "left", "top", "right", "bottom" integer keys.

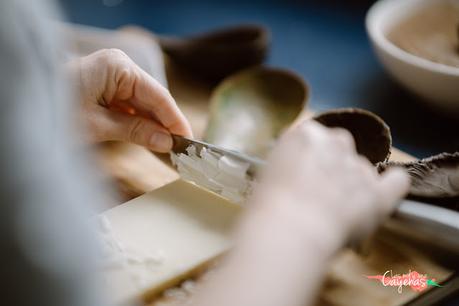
[{"left": 366, "top": 0, "right": 459, "bottom": 77}]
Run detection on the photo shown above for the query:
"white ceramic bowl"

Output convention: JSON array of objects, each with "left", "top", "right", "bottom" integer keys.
[{"left": 366, "top": 0, "right": 459, "bottom": 113}]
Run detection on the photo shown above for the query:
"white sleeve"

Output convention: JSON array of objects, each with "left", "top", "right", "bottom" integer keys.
[{"left": 0, "top": 1, "right": 114, "bottom": 305}]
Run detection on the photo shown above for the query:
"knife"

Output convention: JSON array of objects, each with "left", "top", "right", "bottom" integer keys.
[
  {"left": 171, "top": 134, "right": 265, "bottom": 179},
  {"left": 172, "top": 135, "right": 459, "bottom": 253}
]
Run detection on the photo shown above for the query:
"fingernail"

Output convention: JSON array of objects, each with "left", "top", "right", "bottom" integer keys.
[{"left": 150, "top": 132, "right": 172, "bottom": 151}]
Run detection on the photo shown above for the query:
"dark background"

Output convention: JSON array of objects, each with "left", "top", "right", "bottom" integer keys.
[
  {"left": 58, "top": 0, "right": 459, "bottom": 159},
  {"left": 57, "top": 1, "right": 459, "bottom": 303}
]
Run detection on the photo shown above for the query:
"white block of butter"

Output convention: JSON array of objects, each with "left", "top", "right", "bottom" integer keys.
[{"left": 96, "top": 179, "right": 241, "bottom": 305}]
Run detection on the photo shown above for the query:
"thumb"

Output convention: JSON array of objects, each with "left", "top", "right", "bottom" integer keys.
[
  {"left": 91, "top": 107, "right": 173, "bottom": 152},
  {"left": 377, "top": 167, "right": 411, "bottom": 215}
]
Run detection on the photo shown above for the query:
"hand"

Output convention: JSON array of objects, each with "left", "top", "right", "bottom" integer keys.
[
  {"left": 187, "top": 122, "right": 409, "bottom": 306},
  {"left": 248, "top": 121, "right": 410, "bottom": 251},
  {"left": 68, "top": 49, "right": 192, "bottom": 152}
]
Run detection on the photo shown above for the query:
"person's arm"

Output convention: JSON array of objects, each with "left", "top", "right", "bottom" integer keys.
[
  {"left": 190, "top": 121, "right": 409, "bottom": 306},
  {"left": 66, "top": 49, "right": 192, "bottom": 152}
]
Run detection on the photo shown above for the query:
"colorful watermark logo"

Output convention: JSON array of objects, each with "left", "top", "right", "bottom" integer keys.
[{"left": 365, "top": 270, "right": 442, "bottom": 293}]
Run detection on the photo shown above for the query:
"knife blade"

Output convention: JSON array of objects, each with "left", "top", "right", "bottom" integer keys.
[{"left": 171, "top": 134, "right": 265, "bottom": 179}]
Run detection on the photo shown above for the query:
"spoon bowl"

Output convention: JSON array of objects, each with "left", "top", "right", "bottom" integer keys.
[
  {"left": 314, "top": 108, "right": 392, "bottom": 164},
  {"left": 204, "top": 67, "right": 308, "bottom": 157},
  {"left": 158, "top": 24, "right": 270, "bottom": 82}
]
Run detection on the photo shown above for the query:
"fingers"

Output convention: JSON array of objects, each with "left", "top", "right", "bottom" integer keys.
[
  {"left": 91, "top": 107, "right": 173, "bottom": 152},
  {"left": 92, "top": 49, "right": 193, "bottom": 139},
  {"left": 131, "top": 68, "right": 193, "bottom": 138},
  {"left": 330, "top": 127, "right": 356, "bottom": 152},
  {"left": 293, "top": 121, "right": 357, "bottom": 156},
  {"left": 377, "top": 167, "right": 411, "bottom": 213}
]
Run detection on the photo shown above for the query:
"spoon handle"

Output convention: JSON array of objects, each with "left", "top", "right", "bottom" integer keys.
[{"left": 391, "top": 199, "right": 459, "bottom": 253}]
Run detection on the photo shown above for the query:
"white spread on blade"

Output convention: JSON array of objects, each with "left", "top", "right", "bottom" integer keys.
[{"left": 170, "top": 145, "right": 252, "bottom": 204}]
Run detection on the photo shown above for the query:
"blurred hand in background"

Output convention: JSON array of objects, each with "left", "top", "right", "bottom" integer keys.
[
  {"left": 191, "top": 121, "right": 410, "bottom": 306},
  {"left": 253, "top": 121, "right": 410, "bottom": 246}
]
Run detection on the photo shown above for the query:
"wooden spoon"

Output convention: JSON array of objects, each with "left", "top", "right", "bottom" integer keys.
[
  {"left": 204, "top": 67, "right": 308, "bottom": 158},
  {"left": 157, "top": 24, "right": 270, "bottom": 82},
  {"left": 314, "top": 108, "right": 392, "bottom": 164}
]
